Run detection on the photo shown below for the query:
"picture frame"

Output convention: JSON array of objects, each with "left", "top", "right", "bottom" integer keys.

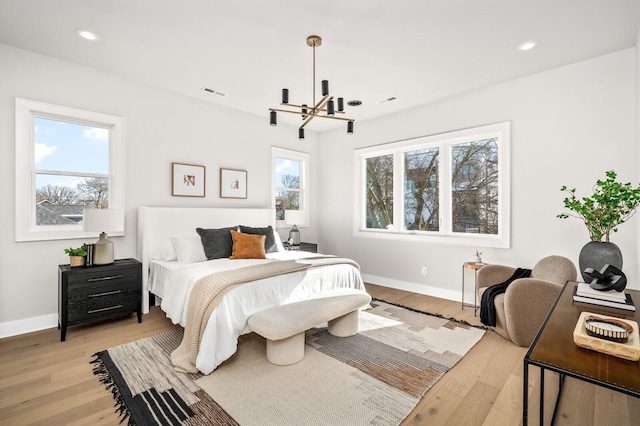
[
  {"left": 172, "top": 162, "right": 206, "bottom": 197},
  {"left": 220, "top": 168, "right": 247, "bottom": 199}
]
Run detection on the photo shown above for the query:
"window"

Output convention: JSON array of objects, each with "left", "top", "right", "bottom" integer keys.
[
  {"left": 355, "top": 122, "right": 510, "bottom": 248},
  {"left": 272, "top": 147, "right": 309, "bottom": 226},
  {"left": 15, "top": 98, "right": 124, "bottom": 241}
]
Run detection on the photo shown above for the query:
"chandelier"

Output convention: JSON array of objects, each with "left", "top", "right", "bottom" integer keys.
[{"left": 269, "top": 35, "right": 354, "bottom": 139}]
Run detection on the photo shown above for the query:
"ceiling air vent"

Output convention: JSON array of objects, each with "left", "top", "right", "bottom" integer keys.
[
  {"left": 377, "top": 96, "right": 397, "bottom": 105},
  {"left": 201, "top": 87, "right": 227, "bottom": 97}
]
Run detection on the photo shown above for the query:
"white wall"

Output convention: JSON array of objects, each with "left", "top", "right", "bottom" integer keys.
[
  {"left": 637, "top": 29, "right": 640, "bottom": 294},
  {"left": 1, "top": 42, "right": 637, "bottom": 336},
  {"left": 0, "top": 43, "right": 320, "bottom": 335},
  {"left": 318, "top": 48, "right": 638, "bottom": 302}
]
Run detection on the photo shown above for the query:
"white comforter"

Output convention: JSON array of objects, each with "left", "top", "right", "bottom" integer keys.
[{"left": 150, "top": 251, "right": 366, "bottom": 374}]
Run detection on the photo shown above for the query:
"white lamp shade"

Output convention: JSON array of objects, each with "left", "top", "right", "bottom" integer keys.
[
  {"left": 82, "top": 209, "right": 124, "bottom": 265},
  {"left": 82, "top": 208, "right": 125, "bottom": 233},
  {"left": 284, "top": 210, "right": 305, "bottom": 226}
]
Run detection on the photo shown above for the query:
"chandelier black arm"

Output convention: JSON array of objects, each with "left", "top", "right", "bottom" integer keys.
[
  {"left": 277, "top": 103, "right": 347, "bottom": 115},
  {"left": 270, "top": 108, "right": 353, "bottom": 122}
]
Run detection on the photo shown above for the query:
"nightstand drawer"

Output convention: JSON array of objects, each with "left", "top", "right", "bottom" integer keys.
[
  {"left": 67, "top": 267, "right": 138, "bottom": 287},
  {"left": 68, "top": 280, "right": 138, "bottom": 301},
  {"left": 67, "top": 294, "right": 139, "bottom": 324}
]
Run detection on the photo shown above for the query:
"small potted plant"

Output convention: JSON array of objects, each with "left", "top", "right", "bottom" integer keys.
[
  {"left": 558, "top": 170, "right": 640, "bottom": 280},
  {"left": 64, "top": 245, "right": 88, "bottom": 267}
]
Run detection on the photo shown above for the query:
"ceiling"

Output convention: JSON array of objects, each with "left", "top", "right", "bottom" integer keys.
[{"left": 1, "top": 0, "right": 639, "bottom": 133}]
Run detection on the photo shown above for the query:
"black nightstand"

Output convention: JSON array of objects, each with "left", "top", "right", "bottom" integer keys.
[
  {"left": 283, "top": 242, "right": 318, "bottom": 253},
  {"left": 58, "top": 258, "right": 142, "bottom": 342}
]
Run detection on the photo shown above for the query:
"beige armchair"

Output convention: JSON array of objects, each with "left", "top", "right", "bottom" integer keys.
[{"left": 476, "top": 255, "right": 577, "bottom": 347}]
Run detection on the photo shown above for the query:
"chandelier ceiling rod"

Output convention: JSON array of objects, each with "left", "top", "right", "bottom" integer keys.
[
  {"left": 269, "top": 35, "right": 354, "bottom": 139},
  {"left": 312, "top": 35, "right": 317, "bottom": 109}
]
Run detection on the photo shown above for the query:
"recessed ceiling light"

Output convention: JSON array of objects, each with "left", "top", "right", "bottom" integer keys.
[
  {"left": 517, "top": 41, "right": 537, "bottom": 52},
  {"left": 75, "top": 29, "right": 100, "bottom": 41},
  {"left": 347, "top": 100, "right": 362, "bottom": 107}
]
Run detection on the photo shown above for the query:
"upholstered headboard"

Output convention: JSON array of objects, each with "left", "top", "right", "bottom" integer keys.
[{"left": 137, "top": 207, "right": 276, "bottom": 313}]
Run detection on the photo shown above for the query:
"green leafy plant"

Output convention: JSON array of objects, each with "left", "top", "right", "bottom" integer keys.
[
  {"left": 558, "top": 170, "right": 640, "bottom": 242},
  {"left": 63, "top": 245, "right": 87, "bottom": 256}
]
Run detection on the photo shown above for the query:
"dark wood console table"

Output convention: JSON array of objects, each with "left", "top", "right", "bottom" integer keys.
[{"left": 523, "top": 281, "right": 639, "bottom": 425}]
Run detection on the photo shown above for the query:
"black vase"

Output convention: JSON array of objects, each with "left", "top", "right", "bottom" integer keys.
[{"left": 578, "top": 241, "right": 623, "bottom": 282}]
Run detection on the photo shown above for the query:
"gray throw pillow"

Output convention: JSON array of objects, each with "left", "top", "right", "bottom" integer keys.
[
  {"left": 196, "top": 227, "right": 236, "bottom": 259},
  {"left": 238, "top": 225, "right": 278, "bottom": 253}
]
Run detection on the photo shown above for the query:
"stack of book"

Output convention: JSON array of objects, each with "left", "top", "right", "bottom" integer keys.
[{"left": 572, "top": 282, "right": 636, "bottom": 311}]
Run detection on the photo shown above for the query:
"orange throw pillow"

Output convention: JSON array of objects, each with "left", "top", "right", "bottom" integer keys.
[{"left": 229, "top": 230, "right": 266, "bottom": 259}]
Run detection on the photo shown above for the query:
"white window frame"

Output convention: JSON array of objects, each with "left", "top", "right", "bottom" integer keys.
[
  {"left": 271, "top": 147, "right": 310, "bottom": 228},
  {"left": 354, "top": 121, "right": 510, "bottom": 248},
  {"left": 15, "top": 98, "right": 125, "bottom": 242}
]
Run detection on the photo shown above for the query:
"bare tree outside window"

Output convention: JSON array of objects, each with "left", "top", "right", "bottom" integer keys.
[
  {"left": 36, "top": 177, "right": 109, "bottom": 207},
  {"left": 404, "top": 148, "right": 439, "bottom": 231},
  {"left": 35, "top": 176, "right": 110, "bottom": 225},
  {"left": 356, "top": 122, "right": 508, "bottom": 246},
  {"left": 78, "top": 177, "right": 109, "bottom": 208},
  {"left": 365, "top": 141, "right": 499, "bottom": 234},
  {"left": 274, "top": 154, "right": 304, "bottom": 221},
  {"left": 365, "top": 155, "right": 394, "bottom": 229},
  {"left": 276, "top": 174, "right": 300, "bottom": 220},
  {"left": 35, "top": 184, "right": 79, "bottom": 205},
  {"left": 451, "top": 138, "right": 499, "bottom": 234}
]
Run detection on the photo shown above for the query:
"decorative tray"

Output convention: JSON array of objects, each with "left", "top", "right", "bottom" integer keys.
[{"left": 573, "top": 311, "right": 639, "bottom": 361}]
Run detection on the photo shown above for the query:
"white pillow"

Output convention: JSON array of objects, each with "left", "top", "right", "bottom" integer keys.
[
  {"left": 170, "top": 236, "right": 207, "bottom": 263},
  {"left": 153, "top": 245, "right": 178, "bottom": 262}
]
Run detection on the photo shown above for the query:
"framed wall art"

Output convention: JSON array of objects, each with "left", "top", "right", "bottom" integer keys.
[
  {"left": 172, "top": 162, "right": 206, "bottom": 197},
  {"left": 220, "top": 168, "right": 247, "bottom": 199}
]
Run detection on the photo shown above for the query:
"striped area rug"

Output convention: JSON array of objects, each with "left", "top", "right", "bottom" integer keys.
[{"left": 91, "top": 299, "right": 485, "bottom": 425}]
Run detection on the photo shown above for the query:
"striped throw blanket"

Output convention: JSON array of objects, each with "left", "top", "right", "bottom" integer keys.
[{"left": 171, "top": 257, "right": 360, "bottom": 373}]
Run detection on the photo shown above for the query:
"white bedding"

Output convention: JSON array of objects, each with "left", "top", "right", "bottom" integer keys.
[{"left": 149, "top": 250, "right": 366, "bottom": 374}]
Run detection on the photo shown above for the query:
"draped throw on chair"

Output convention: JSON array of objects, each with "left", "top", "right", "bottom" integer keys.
[{"left": 480, "top": 268, "right": 532, "bottom": 326}]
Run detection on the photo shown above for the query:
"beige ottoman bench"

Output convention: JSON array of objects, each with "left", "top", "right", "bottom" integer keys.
[{"left": 247, "top": 293, "right": 372, "bottom": 366}]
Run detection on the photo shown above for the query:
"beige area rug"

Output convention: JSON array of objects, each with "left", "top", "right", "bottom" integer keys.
[{"left": 92, "top": 299, "right": 486, "bottom": 425}]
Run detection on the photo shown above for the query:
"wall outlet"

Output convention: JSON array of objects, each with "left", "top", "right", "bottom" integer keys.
[{"left": 421, "top": 266, "right": 427, "bottom": 276}]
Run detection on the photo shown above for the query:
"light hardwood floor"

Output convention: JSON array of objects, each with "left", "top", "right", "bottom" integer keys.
[{"left": 1, "top": 283, "right": 638, "bottom": 425}]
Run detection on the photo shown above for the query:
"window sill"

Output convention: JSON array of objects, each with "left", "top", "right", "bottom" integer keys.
[{"left": 354, "top": 228, "right": 510, "bottom": 248}]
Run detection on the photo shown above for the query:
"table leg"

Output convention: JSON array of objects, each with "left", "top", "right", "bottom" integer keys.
[
  {"left": 461, "top": 265, "right": 465, "bottom": 310},
  {"left": 539, "top": 368, "right": 545, "bottom": 426},
  {"left": 474, "top": 269, "right": 478, "bottom": 316},
  {"left": 550, "top": 373, "right": 565, "bottom": 426},
  {"left": 523, "top": 359, "right": 529, "bottom": 426}
]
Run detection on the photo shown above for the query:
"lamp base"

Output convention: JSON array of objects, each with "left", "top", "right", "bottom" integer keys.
[
  {"left": 288, "top": 225, "right": 300, "bottom": 246},
  {"left": 93, "top": 232, "right": 114, "bottom": 265}
]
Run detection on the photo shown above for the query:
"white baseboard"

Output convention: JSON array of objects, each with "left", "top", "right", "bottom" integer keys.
[
  {"left": 0, "top": 313, "right": 58, "bottom": 339},
  {"left": 1, "top": 279, "right": 460, "bottom": 339},
  {"left": 361, "top": 273, "right": 461, "bottom": 303}
]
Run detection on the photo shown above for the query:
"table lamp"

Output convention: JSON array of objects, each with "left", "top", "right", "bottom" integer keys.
[
  {"left": 82, "top": 208, "right": 124, "bottom": 265},
  {"left": 284, "top": 210, "right": 305, "bottom": 246}
]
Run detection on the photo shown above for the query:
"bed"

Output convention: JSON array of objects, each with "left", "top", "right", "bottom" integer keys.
[{"left": 137, "top": 207, "right": 367, "bottom": 374}]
